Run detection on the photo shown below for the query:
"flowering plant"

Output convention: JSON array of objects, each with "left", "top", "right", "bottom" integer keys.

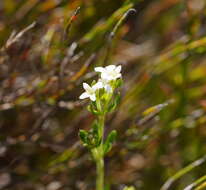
[{"left": 79, "top": 65, "right": 122, "bottom": 190}]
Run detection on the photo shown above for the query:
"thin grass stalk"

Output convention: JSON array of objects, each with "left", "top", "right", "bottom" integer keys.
[
  {"left": 160, "top": 155, "right": 206, "bottom": 190},
  {"left": 184, "top": 175, "right": 206, "bottom": 190}
]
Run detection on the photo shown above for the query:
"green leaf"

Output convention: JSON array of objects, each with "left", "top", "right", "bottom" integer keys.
[
  {"left": 79, "top": 121, "right": 102, "bottom": 149},
  {"left": 87, "top": 130, "right": 101, "bottom": 148},
  {"left": 103, "top": 130, "right": 117, "bottom": 154},
  {"left": 92, "top": 121, "right": 100, "bottom": 137},
  {"left": 79, "top": 130, "right": 88, "bottom": 146}
]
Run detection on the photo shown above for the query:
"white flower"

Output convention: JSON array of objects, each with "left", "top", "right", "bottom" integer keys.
[
  {"left": 95, "top": 65, "right": 122, "bottom": 81},
  {"left": 79, "top": 82, "right": 103, "bottom": 101},
  {"left": 98, "top": 78, "right": 112, "bottom": 93}
]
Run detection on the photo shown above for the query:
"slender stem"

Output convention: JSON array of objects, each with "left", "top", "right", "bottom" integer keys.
[
  {"left": 96, "top": 156, "right": 104, "bottom": 190},
  {"left": 96, "top": 115, "right": 105, "bottom": 190}
]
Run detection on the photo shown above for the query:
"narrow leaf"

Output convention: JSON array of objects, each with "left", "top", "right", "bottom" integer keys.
[{"left": 103, "top": 130, "right": 117, "bottom": 154}]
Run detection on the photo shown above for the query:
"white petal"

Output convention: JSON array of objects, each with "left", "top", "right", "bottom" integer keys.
[
  {"left": 101, "top": 73, "right": 110, "bottom": 80},
  {"left": 94, "top": 67, "right": 105, "bottom": 73},
  {"left": 116, "top": 65, "right": 122, "bottom": 73},
  {"left": 83, "top": 83, "right": 91, "bottom": 91},
  {"left": 115, "top": 73, "right": 121, "bottom": 79},
  {"left": 79, "top": 92, "right": 89, "bottom": 99},
  {"left": 89, "top": 94, "right": 96, "bottom": 101},
  {"left": 93, "top": 81, "right": 103, "bottom": 90},
  {"left": 99, "top": 78, "right": 108, "bottom": 83},
  {"left": 106, "top": 65, "right": 115, "bottom": 71}
]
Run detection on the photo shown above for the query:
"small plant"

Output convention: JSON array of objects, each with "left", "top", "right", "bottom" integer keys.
[{"left": 79, "top": 65, "right": 122, "bottom": 190}]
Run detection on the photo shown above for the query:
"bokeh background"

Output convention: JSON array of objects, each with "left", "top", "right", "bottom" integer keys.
[{"left": 1, "top": 0, "right": 206, "bottom": 189}]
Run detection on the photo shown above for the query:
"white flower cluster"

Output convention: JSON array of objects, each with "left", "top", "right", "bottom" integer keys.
[{"left": 79, "top": 65, "right": 122, "bottom": 101}]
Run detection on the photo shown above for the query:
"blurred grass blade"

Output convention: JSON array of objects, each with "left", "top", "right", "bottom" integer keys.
[
  {"left": 142, "top": 99, "right": 174, "bottom": 116},
  {"left": 161, "top": 155, "right": 206, "bottom": 190},
  {"left": 4, "top": 21, "right": 36, "bottom": 49},
  {"left": 137, "top": 99, "right": 174, "bottom": 126},
  {"left": 195, "top": 182, "right": 206, "bottom": 190},
  {"left": 48, "top": 143, "right": 79, "bottom": 167},
  {"left": 110, "top": 8, "right": 136, "bottom": 39},
  {"left": 82, "top": 3, "right": 134, "bottom": 44},
  {"left": 184, "top": 175, "right": 206, "bottom": 190},
  {"left": 63, "top": 6, "right": 81, "bottom": 43},
  {"left": 70, "top": 53, "right": 96, "bottom": 82},
  {"left": 154, "top": 36, "right": 206, "bottom": 74},
  {"left": 104, "top": 8, "right": 136, "bottom": 64}
]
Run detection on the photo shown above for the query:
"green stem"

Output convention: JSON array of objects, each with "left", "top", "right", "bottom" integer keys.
[
  {"left": 96, "top": 115, "right": 105, "bottom": 190},
  {"left": 96, "top": 156, "right": 104, "bottom": 190}
]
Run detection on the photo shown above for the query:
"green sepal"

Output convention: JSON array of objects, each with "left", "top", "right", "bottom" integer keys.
[
  {"left": 91, "top": 80, "right": 96, "bottom": 86},
  {"left": 112, "top": 78, "right": 123, "bottom": 89},
  {"left": 98, "top": 88, "right": 105, "bottom": 98},
  {"left": 103, "top": 130, "right": 117, "bottom": 154},
  {"left": 87, "top": 104, "right": 100, "bottom": 115},
  {"left": 107, "top": 93, "right": 121, "bottom": 113},
  {"left": 116, "top": 78, "right": 123, "bottom": 88}
]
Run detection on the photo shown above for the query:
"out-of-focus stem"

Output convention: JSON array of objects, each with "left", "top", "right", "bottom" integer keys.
[{"left": 96, "top": 115, "right": 105, "bottom": 190}]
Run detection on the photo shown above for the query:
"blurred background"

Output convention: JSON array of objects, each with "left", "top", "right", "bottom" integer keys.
[{"left": 1, "top": 0, "right": 206, "bottom": 189}]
